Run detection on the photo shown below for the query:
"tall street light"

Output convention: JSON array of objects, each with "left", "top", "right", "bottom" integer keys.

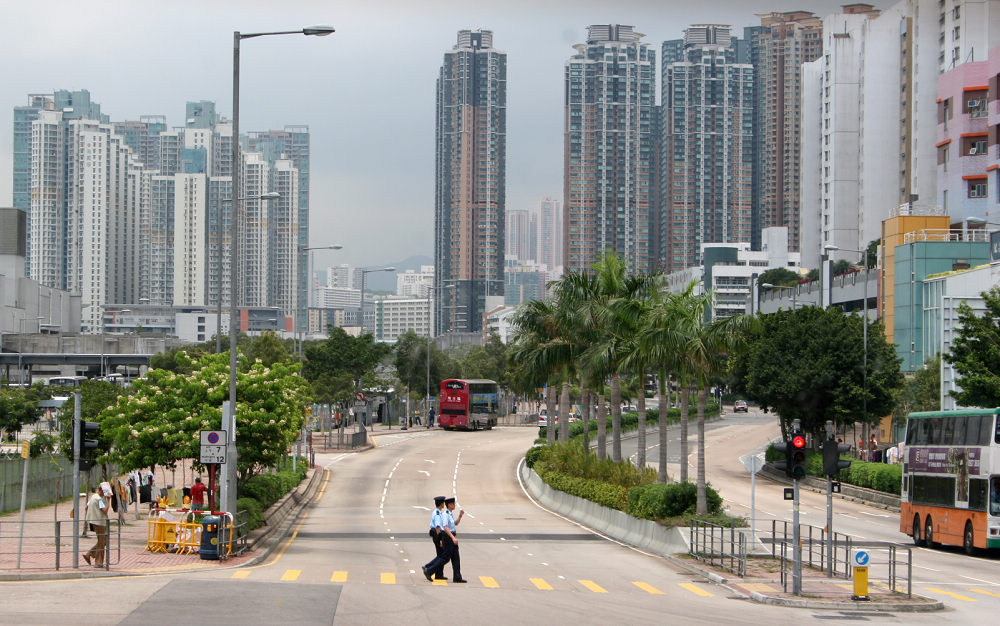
[
  {"left": 17, "top": 316, "right": 43, "bottom": 386},
  {"left": 299, "top": 244, "right": 343, "bottom": 356},
  {"left": 225, "top": 24, "right": 335, "bottom": 517},
  {"left": 357, "top": 267, "right": 395, "bottom": 336},
  {"left": 824, "top": 243, "right": 870, "bottom": 443},
  {"left": 217, "top": 192, "right": 280, "bottom": 354}
]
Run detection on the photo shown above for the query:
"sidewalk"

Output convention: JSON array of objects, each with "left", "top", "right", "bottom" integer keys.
[{"left": 0, "top": 464, "right": 274, "bottom": 581}]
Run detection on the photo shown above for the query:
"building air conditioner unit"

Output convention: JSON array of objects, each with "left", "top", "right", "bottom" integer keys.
[
  {"left": 967, "top": 99, "right": 981, "bottom": 108},
  {"left": 970, "top": 147, "right": 978, "bottom": 155}
]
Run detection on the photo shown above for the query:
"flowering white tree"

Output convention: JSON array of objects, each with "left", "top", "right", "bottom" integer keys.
[{"left": 99, "top": 351, "right": 309, "bottom": 479}]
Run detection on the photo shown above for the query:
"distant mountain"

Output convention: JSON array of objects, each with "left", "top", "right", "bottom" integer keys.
[{"left": 366, "top": 254, "right": 433, "bottom": 293}]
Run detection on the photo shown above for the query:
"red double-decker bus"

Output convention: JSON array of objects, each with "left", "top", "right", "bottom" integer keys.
[{"left": 438, "top": 379, "right": 499, "bottom": 430}]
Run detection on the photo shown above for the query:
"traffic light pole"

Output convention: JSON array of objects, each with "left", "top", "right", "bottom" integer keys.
[
  {"left": 71, "top": 389, "right": 81, "bottom": 569},
  {"left": 827, "top": 475, "right": 833, "bottom": 577},
  {"left": 793, "top": 479, "right": 802, "bottom": 595}
]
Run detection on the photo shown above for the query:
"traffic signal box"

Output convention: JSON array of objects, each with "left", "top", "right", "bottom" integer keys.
[
  {"left": 823, "top": 438, "right": 852, "bottom": 476},
  {"left": 79, "top": 420, "right": 100, "bottom": 471},
  {"left": 774, "top": 428, "right": 808, "bottom": 480}
]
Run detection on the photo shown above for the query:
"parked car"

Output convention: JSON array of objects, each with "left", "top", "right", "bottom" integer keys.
[
  {"left": 734, "top": 400, "right": 749, "bottom": 413},
  {"left": 539, "top": 409, "right": 578, "bottom": 428}
]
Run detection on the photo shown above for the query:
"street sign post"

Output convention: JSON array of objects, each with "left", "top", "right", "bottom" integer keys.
[
  {"left": 200, "top": 430, "right": 228, "bottom": 464},
  {"left": 741, "top": 454, "right": 764, "bottom": 544}
]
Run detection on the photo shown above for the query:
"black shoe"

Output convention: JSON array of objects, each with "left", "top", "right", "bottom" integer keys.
[
  {"left": 434, "top": 575, "right": 447, "bottom": 580},
  {"left": 453, "top": 578, "right": 467, "bottom": 583},
  {"left": 422, "top": 567, "right": 433, "bottom": 582}
]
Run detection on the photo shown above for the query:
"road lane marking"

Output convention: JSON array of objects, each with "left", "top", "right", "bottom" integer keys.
[
  {"left": 579, "top": 580, "right": 607, "bottom": 593},
  {"left": 678, "top": 583, "right": 713, "bottom": 597},
  {"left": 962, "top": 575, "right": 1000, "bottom": 584},
  {"left": 231, "top": 570, "right": 250, "bottom": 579},
  {"left": 381, "top": 573, "right": 396, "bottom": 584},
  {"left": 970, "top": 589, "right": 1000, "bottom": 598},
  {"left": 861, "top": 511, "right": 890, "bottom": 518},
  {"left": 925, "top": 587, "right": 976, "bottom": 601},
  {"left": 432, "top": 579, "right": 448, "bottom": 586},
  {"left": 281, "top": 570, "right": 301, "bottom": 581},
  {"left": 632, "top": 582, "right": 664, "bottom": 594},
  {"left": 530, "top": 578, "right": 554, "bottom": 590},
  {"left": 480, "top": 576, "right": 500, "bottom": 588},
  {"left": 741, "top": 583, "right": 778, "bottom": 592},
  {"left": 418, "top": 470, "right": 430, "bottom": 476},
  {"left": 331, "top": 571, "right": 348, "bottom": 582}
]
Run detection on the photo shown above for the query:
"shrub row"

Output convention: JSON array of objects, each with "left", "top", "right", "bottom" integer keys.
[
  {"left": 764, "top": 444, "right": 901, "bottom": 495},
  {"left": 238, "top": 460, "right": 309, "bottom": 531},
  {"left": 539, "top": 401, "right": 720, "bottom": 440},
  {"left": 530, "top": 441, "right": 723, "bottom": 521}
]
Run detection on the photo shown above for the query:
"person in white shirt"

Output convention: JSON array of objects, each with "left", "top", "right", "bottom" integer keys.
[{"left": 83, "top": 485, "right": 108, "bottom": 567}]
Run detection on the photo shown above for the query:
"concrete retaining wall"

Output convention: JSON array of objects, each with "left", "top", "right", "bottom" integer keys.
[{"left": 520, "top": 461, "right": 690, "bottom": 555}]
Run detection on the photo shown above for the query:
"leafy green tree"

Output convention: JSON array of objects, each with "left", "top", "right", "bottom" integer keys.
[
  {"left": 832, "top": 259, "right": 854, "bottom": 275},
  {"left": 393, "top": 330, "right": 457, "bottom": 417},
  {"left": 757, "top": 267, "right": 800, "bottom": 288},
  {"left": 302, "top": 327, "right": 391, "bottom": 404},
  {"left": 459, "top": 332, "right": 508, "bottom": 384},
  {"left": 893, "top": 354, "right": 940, "bottom": 429},
  {"left": 100, "top": 351, "right": 309, "bottom": 480},
  {"left": 0, "top": 383, "right": 51, "bottom": 437},
  {"left": 945, "top": 288, "right": 1000, "bottom": 408},
  {"left": 732, "top": 306, "right": 903, "bottom": 440},
  {"left": 243, "top": 331, "right": 291, "bottom": 367}
]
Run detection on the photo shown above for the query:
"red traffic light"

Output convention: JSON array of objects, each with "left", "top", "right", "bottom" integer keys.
[{"left": 792, "top": 435, "right": 806, "bottom": 448}]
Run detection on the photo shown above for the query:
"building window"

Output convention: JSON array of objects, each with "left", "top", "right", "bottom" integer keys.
[
  {"left": 968, "top": 181, "right": 987, "bottom": 198},
  {"left": 967, "top": 139, "right": 987, "bottom": 155},
  {"left": 967, "top": 96, "right": 987, "bottom": 118}
]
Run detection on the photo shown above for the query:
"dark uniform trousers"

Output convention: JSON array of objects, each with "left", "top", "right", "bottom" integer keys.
[
  {"left": 429, "top": 529, "right": 446, "bottom": 577},
  {"left": 445, "top": 532, "right": 461, "bottom": 580}
]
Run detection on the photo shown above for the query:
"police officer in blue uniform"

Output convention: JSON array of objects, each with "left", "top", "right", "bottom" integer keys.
[
  {"left": 423, "top": 496, "right": 450, "bottom": 581},
  {"left": 443, "top": 496, "right": 466, "bottom": 583}
]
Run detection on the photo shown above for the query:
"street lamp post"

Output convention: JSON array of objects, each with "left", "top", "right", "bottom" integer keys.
[
  {"left": 224, "top": 24, "right": 335, "bottom": 518},
  {"left": 298, "top": 244, "right": 342, "bottom": 357},
  {"left": 17, "top": 317, "right": 43, "bottom": 386},
  {"left": 217, "top": 192, "right": 280, "bottom": 354},
  {"left": 358, "top": 267, "right": 395, "bottom": 336}
]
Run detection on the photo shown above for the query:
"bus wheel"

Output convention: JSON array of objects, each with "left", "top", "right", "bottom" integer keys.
[
  {"left": 963, "top": 521, "right": 976, "bottom": 556},
  {"left": 912, "top": 515, "right": 923, "bottom": 547},
  {"left": 924, "top": 517, "right": 935, "bottom": 548}
]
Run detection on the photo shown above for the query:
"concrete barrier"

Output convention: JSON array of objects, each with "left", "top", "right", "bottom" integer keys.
[{"left": 519, "top": 461, "right": 690, "bottom": 555}]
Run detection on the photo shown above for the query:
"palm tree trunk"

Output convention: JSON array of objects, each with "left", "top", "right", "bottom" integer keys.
[
  {"left": 560, "top": 380, "right": 571, "bottom": 442},
  {"left": 658, "top": 371, "right": 668, "bottom": 483},
  {"left": 581, "top": 384, "right": 590, "bottom": 452},
  {"left": 696, "top": 386, "right": 708, "bottom": 515},
  {"left": 680, "top": 386, "right": 690, "bottom": 483},
  {"left": 596, "top": 393, "right": 607, "bottom": 460},
  {"left": 636, "top": 366, "right": 646, "bottom": 469},
  {"left": 611, "top": 373, "right": 622, "bottom": 462},
  {"left": 545, "top": 384, "right": 556, "bottom": 444}
]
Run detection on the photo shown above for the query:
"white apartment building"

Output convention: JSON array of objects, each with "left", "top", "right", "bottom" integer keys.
[
  {"left": 376, "top": 295, "right": 431, "bottom": 341},
  {"left": 317, "top": 286, "right": 361, "bottom": 309},
  {"left": 270, "top": 158, "right": 300, "bottom": 320},
  {"left": 242, "top": 152, "right": 271, "bottom": 308},
  {"left": 396, "top": 265, "right": 434, "bottom": 298},
  {"left": 171, "top": 173, "right": 207, "bottom": 306}
]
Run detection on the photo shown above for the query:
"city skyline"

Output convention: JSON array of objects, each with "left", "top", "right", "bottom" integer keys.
[{"left": 0, "top": 0, "right": 894, "bottom": 273}]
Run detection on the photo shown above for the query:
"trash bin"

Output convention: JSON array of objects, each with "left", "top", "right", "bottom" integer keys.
[{"left": 199, "top": 515, "right": 221, "bottom": 560}]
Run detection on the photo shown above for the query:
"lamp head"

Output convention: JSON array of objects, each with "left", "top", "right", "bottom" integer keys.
[
  {"left": 260, "top": 191, "right": 280, "bottom": 200},
  {"left": 303, "top": 25, "right": 336, "bottom": 36}
]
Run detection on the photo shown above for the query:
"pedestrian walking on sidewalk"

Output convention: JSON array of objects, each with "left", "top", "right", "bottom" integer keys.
[{"left": 83, "top": 485, "right": 108, "bottom": 567}]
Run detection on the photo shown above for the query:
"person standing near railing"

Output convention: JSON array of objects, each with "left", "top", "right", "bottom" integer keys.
[{"left": 83, "top": 485, "right": 108, "bottom": 567}]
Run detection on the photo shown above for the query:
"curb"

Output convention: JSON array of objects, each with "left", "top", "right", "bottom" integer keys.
[{"left": 747, "top": 591, "right": 944, "bottom": 612}]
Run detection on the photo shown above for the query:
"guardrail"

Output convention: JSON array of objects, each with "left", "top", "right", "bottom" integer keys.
[
  {"left": 689, "top": 518, "right": 747, "bottom": 577},
  {"left": 0, "top": 518, "right": 119, "bottom": 570}
]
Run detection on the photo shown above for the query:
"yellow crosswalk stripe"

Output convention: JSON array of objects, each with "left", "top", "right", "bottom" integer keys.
[
  {"left": 741, "top": 583, "right": 778, "bottom": 592},
  {"left": 330, "top": 571, "right": 348, "bottom": 583},
  {"left": 971, "top": 589, "right": 1000, "bottom": 598},
  {"left": 530, "top": 577, "right": 554, "bottom": 590},
  {"left": 281, "top": 569, "right": 301, "bottom": 581},
  {"left": 835, "top": 583, "right": 854, "bottom": 591},
  {"left": 381, "top": 573, "right": 396, "bottom": 584},
  {"left": 432, "top": 579, "right": 448, "bottom": 586},
  {"left": 480, "top": 576, "right": 500, "bottom": 588},
  {"left": 925, "top": 587, "right": 976, "bottom": 602},
  {"left": 579, "top": 580, "right": 607, "bottom": 593},
  {"left": 678, "top": 582, "right": 713, "bottom": 597},
  {"left": 632, "top": 581, "right": 664, "bottom": 595},
  {"left": 231, "top": 570, "right": 251, "bottom": 579}
]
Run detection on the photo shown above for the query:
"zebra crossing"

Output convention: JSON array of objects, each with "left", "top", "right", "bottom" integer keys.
[{"left": 230, "top": 567, "right": 715, "bottom": 596}]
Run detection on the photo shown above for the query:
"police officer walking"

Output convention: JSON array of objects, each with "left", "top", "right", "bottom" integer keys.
[
  {"left": 423, "top": 496, "right": 451, "bottom": 581},
  {"left": 443, "top": 496, "right": 466, "bottom": 583}
]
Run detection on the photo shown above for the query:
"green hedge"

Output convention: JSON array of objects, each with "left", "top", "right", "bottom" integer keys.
[
  {"left": 627, "top": 482, "right": 723, "bottom": 520},
  {"left": 238, "top": 459, "right": 309, "bottom": 531},
  {"left": 539, "top": 401, "right": 719, "bottom": 440},
  {"left": 539, "top": 467, "right": 629, "bottom": 511},
  {"left": 764, "top": 444, "right": 901, "bottom": 495}
]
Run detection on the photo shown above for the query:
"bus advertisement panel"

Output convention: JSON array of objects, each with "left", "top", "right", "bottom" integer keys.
[
  {"left": 438, "top": 379, "right": 498, "bottom": 430},
  {"left": 900, "top": 409, "right": 1000, "bottom": 554}
]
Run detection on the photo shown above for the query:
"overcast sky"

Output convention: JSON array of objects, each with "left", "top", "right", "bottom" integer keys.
[{"left": 0, "top": 0, "right": 887, "bottom": 270}]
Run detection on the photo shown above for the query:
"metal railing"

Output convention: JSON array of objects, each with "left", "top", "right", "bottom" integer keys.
[
  {"left": 764, "top": 520, "right": 854, "bottom": 578},
  {"left": 0, "top": 518, "right": 119, "bottom": 570},
  {"left": 689, "top": 518, "right": 747, "bottom": 577}
]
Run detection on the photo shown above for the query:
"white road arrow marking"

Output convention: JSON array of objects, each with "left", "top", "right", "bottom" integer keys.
[{"left": 418, "top": 470, "right": 430, "bottom": 476}]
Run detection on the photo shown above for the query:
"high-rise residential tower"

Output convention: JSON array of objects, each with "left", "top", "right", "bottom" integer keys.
[
  {"left": 434, "top": 29, "right": 507, "bottom": 335},
  {"left": 536, "top": 196, "right": 563, "bottom": 272},
  {"left": 745, "top": 12, "right": 823, "bottom": 251},
  {"left": 505, "top": 209, "right": 535, "bottom": 263},
  {"left": 564, "top": 25, "right": 655, "bottom": 274},
  {"left": 659, "top": 25, "right": 754, "bottom": 273}
]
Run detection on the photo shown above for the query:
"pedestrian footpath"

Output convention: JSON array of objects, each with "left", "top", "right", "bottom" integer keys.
[{"left": 0, "top": 464, "right": 257, "bottom": 580}]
